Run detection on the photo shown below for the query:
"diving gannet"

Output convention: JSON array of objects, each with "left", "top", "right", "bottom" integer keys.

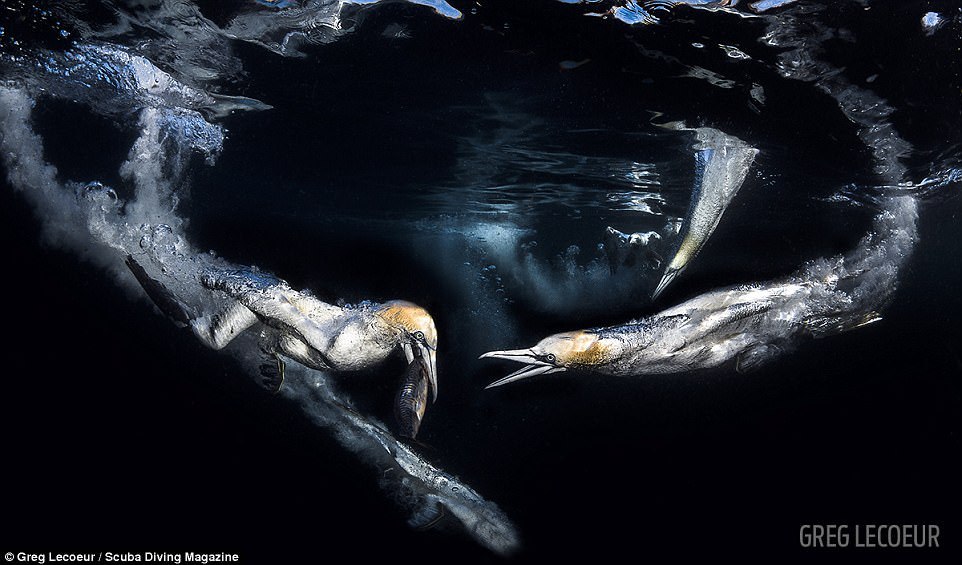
[
  {"left": 652, "top": 127, "right": 759, "bottom": 299},
  {"left": 126, "top": 260, "right": 438, "bottom": 437},
  {"left": 483, "top": 195, "right": 917, "bottom": 386}
]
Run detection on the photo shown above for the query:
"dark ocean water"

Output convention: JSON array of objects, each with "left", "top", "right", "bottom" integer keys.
[{"left": 2, "top": 1, "right": 960, "bottom": 562}]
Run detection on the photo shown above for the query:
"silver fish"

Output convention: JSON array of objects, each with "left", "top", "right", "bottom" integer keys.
[{"left": 395, "top": 354, "right": 431, "bottom": 439}]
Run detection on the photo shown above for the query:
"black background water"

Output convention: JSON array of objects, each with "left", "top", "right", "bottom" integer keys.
[{"left": 2, "top": 1, "right": 960, "bottom": 562}]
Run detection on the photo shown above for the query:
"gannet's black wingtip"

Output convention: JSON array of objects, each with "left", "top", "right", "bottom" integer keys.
[{"left": 125, "top": 255, "right": 193, "bottom": 325}]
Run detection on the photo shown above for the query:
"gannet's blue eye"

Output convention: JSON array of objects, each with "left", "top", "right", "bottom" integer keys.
[
  {"left": 545, "top": 354, "right": 556, "bottom": 363},
  {"left": 413, "top": 330, "right": 425, "bottom": 341}
]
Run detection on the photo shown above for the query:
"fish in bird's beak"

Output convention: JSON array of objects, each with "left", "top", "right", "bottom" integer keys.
[
  {"left": 479, "top": 349, "right": 566, "bottom": 389},
  {"left": 396, "top": 352, "right": 431, "bottom": 439},
  {"left": 377, "top": 300, "right": 438, "bottom": 401},
  {"left": 403, "top": 336, "right": 438, "bottom": 402}
]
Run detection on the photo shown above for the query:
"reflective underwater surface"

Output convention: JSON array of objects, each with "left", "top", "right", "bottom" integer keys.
[{"left": 1, "top": 0, "right": 960, "bottom": 561}]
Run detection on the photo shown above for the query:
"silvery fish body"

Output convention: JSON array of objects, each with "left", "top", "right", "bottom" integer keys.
[{"left": 396, "top": 355, "right": 431, "bottom": 439}]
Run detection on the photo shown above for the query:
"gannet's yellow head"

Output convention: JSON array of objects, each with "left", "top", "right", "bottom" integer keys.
[
  {"left": 377, "top": 301, "right": 438, "bottom": 401},
  {"left": 480, "top": 330, "right": 621, "bottom": 388}
]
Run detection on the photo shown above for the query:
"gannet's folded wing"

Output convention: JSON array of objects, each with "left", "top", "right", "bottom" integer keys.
[{"left": 200, "top": 268, "right": 336, "bottom": 348}]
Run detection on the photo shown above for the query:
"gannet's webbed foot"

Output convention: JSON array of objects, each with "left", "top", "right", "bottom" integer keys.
[
  {"left": 258, "top": 350, "right": 286, "bottom": 393},
  {"left": 125, "top": 255, "right": 194, "bottom": 326},
  {"left": 408, "top": 497, "right": 445, "bottom": 531},
  {"left": 736, "top": 343, "right": 781, "bottom": 373},
  {"left": 388, "top": 480, "right": 448, "bottom": 533}
]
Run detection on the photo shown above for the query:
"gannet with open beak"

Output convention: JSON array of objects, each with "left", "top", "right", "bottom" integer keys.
[
  {"left": 484, "top": 190, "right": 918, "bottom": 387},
  {"left": 482, "top": 281, "right": 818, "bottom": 386}
]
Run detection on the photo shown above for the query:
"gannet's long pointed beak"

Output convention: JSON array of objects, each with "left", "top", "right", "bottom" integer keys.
[
  {"left": 652, "top": 266, "right": 683, "bottom": 300},
  {"left": 479, "top": 349, "right": 538, "bottom": 362},
  {"left": 485, "top": 365, "right": 565, "bottom": 389},
  {"left": 479, "top": 349, "right": 566, "bottom": 388},
  {"left": 421, "top": 342, "right": 438, "bottom": 402}
]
